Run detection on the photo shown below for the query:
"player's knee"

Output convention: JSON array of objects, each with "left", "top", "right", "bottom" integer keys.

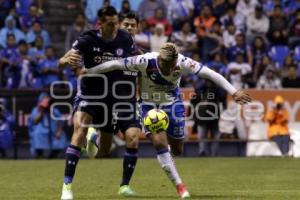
[{"left": 125, "top": 128, "right": 140, "bottom": 148}]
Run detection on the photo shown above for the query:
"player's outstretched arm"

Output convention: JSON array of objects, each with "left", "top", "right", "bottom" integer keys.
[
  {"left": 198, "top": 67, "right": 252, "bottom": 104},
  {"left": 86, "top": 59, "right": 127, "bottom": 74}
]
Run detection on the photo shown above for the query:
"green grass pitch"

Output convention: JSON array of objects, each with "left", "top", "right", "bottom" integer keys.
[{"left": 0, "top": 158, "right": 300, "bottom": 200}]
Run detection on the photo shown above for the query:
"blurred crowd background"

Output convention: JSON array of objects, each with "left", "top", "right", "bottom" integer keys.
[{"left": 1, "top": 0, "right": 300, "bottom": 89}]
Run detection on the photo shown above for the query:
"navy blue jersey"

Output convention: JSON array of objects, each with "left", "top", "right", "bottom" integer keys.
[{"left": 72, "top": 29, "right": 138, "bottom": 101}]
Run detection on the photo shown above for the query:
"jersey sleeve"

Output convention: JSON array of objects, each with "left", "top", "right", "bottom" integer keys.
[
  {"left": 71, "top": 34, "right": 88, "bottom": 53},
  {"left": 180, "top": 56, "right": 204, "bottom": 75},
  {"left": 124, "top": 54, "right": 148, "bottom": 71}
]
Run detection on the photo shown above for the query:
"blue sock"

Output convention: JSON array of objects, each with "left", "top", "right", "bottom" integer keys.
[
  {"left": 64, "top": 145, "right": 81, "bottom": 184},
  {"left": 120, "top": 148, "right": 138, "bottom": 186}
]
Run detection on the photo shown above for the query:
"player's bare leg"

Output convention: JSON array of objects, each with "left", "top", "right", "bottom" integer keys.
[
  {"left": 147, "top": 132, "right": 190, "bottom": 199},
  {"left": 168, "top": 137, "right": 184, "bottom": 156},
  {"left": 61, "top": 111, "right": 92, "bottom": 200},
  {"left": 118, "top": 127, "right": 140, "bottom": 196},
  {"left": 96, "top": 131, "right": 114, "bottom": 158}
]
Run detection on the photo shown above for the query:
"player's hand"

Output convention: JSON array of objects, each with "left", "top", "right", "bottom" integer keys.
[
  {"left": 232, "top": 90, "right": 252, "bottom": 105},
  {"left": 61, "top": 50, "right": 83, "bottom": 69}
]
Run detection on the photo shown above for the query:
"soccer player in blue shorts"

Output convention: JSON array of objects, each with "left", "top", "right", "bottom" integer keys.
[
  {"left": 59, "top": 6, "right": 141, "bottom": 199},
  {"left": 82, "top": 42, "right": 252, "bottom": 198}
]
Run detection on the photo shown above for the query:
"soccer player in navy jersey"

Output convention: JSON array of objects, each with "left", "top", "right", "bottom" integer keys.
[{"left": 59, "top": 6, "right": 141, "bottom": 199}]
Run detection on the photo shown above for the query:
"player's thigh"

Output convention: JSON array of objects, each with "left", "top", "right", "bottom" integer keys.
[
  {"left": 168, "top": 136, "right": 184, "bottom": 156},
  {"left": 97, "top": 131, "right": 114, "bottom": 157},
  {"left": 125, "top": 127, "right": 140, "bottom": 148}
]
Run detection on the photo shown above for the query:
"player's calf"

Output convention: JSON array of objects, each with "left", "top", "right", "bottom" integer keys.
[
  {"left": 168, "top": 137, "right": 184, "bottom": 156},
  {"left": 61, "top": 112, "right": 92, "bottom": 200}
]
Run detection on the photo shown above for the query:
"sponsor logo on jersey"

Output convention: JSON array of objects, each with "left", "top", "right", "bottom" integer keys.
[
  {"left": 116, "top": 48, "right": 124, "bottom": 56},
  {"left": 94, "top": 56, "right": 102, "bottom": 63},
  {"left": 123, "top": 71, "right": 138, "bottom": 76},
  {"left": 93, "top": 47, "right": 101, "bottom": 52}
]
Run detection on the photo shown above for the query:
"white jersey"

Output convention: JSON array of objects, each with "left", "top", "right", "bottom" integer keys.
[
  {"left": 88, "top": 52, "right": 237, "bottom": 104},
  {"left": 124, "top": 52, "right": 203, "bottom": 104}
]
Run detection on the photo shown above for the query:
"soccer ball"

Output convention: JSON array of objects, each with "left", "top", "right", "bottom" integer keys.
[{"left": 143, "top": 109, "right": 169, "bottom": 133}]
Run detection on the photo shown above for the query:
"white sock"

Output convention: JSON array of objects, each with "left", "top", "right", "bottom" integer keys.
[{"left": 157, "top": 149, "right": 182, "bottom": 185}]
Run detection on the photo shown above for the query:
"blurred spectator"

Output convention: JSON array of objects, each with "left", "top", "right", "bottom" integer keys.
[
  {"left": 0, "top": 98, "right": 15, "bottom": 158},
  {"left": 253, "top": 55, "right": 272, "bottom": 82},
  {"left": 262, "top": 0, "right": 283, "bottom": 16},
  {"left": 268, "top": 44, "right": 290, "bottom": 68},
  {"left": 65, "top": 13, "right": 89, "bottom": 52},
  {"left": 82, "top": 0, "right": 142, "bottom": 23},
  {"left": 38, "top": 46, "right": 60, "bottom": 88},
  {"left": 227, "top": 53, "right": 252, "bottom": 89},
  {"left": 6, "top": 40, "right": 35, "bottom": 88},
  {"left": 226, "top": 0, "right": 238, "bottom": 10},
  {"left": 200, "top": 21, "right": 223, "bottom": 61},
  {"left": 150, "top": 23, "right": 168, "bottom": 52},
  {"left": 119, "top": 0, "right": 131, "bottom": 15},
  {"left": 82, "top": 0, "right": 103, "bottom": 24},
  {"left": 227, "top": 33, "right": 253, "bottom": 66},
  {"left": 134, "top": 20, "right": 151, "bottom": 52},
  {"left": 0, "top": 0, "right": 14, "bottom": 28},
  {"left": 288, "top": 10, "right": 300, "bottom": 48},
  {"left": 268, "top": 5, "right": 288, "bottom": 45},
  {"left": 26, "top": 21, "right": 51, "bottom": 47},
  {"left": 28, "top": 93, "right": 67, "bottom": 159},
  {"left": 62, "top": 67, "right": 79, "bottom": 90},
  {"left": 191, "top": 78, "right": 226, "bottom": 156},
  {"left": 220, "top": 7, "right": 244, "bottom": 31},
  {"left": 28, "top": 35, "right": 45, "bottom": 62},
  {"left": 171, "top": 21, "right": 197, "bottom": 57},
  {"left": 16, "top": 0, "right": 43, "bottom": 16},
  {"left": 137, "top": 0, "right": 166, "bottom": 20},
  {"left": 246, "top": 5, "right": 270, "bottom": 43},
  {"left": 20, "top": 4, "right": 43, "bottom": 32},
  {"left": 236, "top": 0, "right": 259, "bottom": 25},
  {"left": 206, "top": 52, "right": 227, "bottom": 75},
  {"left": 194, "top": 4, "right": 216, "bottom": 38},
  {"left": 222, "top": 22, "right": 240, "bottom": 48},
  {"left": 285, "top": 0, "right": 300, "bottom": 16},
  {"left": 219, "top": 102, "right": 247, "bottom": 139},
  {"left": 256, "top": 67, "right": 282, "bottom": 89},
  {"left": 0, "top": 15, "right": 25, "bottom": 48},
  {"left": 281, "top": 55, "right": 295, "bottom": 77},
  {"left": 146, "top": 8, "right": 173, "bottom": 36},
  {"left": 167, "top": 0, "right": 194, "bottom": 30},
  {"left": 0, "top": 33, "right": 18, "bottom": 86},
  {"left": 251, "top": 36, "right": 268, "bottom": 66},
  {"left": 265, "top": 95, "right": 290, "bottom": 156},
  {"left": 211, "top": 0, "right": 227, "bottom": 18},
  {"left": 282, "top": 65, "right": 300, "bottom": 88}
]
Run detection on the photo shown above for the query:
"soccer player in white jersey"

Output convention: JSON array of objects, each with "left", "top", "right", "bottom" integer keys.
[{"left": 82, "top": 43, "right": 251, "bottom": 198}]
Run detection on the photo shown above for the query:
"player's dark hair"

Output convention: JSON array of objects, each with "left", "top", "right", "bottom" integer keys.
[
  {"left": 119, "top": 12, "right": 139, "bottom": 23},
  {"left": 97, "top": 6, "right": 118, "bottom": 21}
]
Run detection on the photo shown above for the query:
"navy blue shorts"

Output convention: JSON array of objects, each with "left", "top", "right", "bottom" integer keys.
[
  {"left": 73, "top": 95, "right": 141, "bottom": 133},
  {"left": 140, "top": 101, "right": 185, "bottom": 139}
]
